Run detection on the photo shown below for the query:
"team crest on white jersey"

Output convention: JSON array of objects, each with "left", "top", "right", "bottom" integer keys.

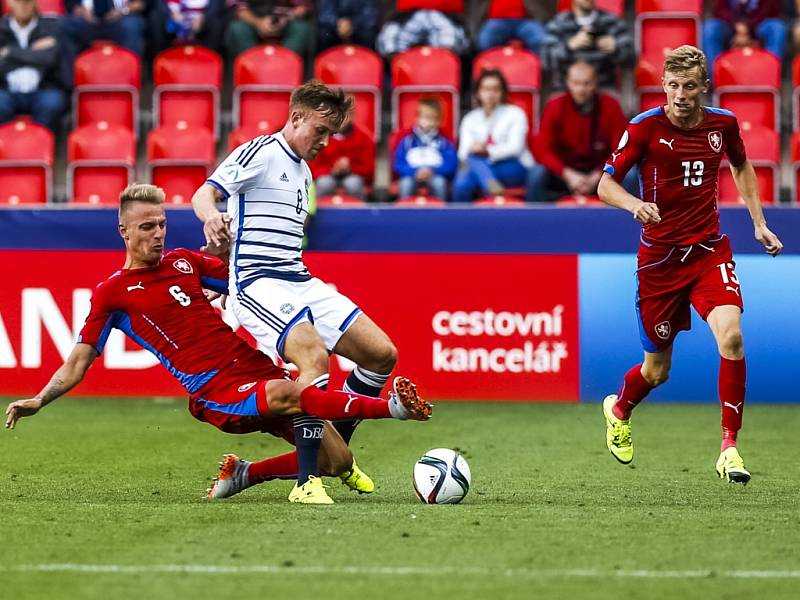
[
  {"left": 655, "top": 321, "right": 671, "bottom": 340},
  {"left": 173, "top": 258, "right": 193, "bottom": 274},
  {"left": 237, "top": 381, "right": 257, "bottom": 393},
  {"left": 708, "top": 131, "right": 722, "bottom": 153}
]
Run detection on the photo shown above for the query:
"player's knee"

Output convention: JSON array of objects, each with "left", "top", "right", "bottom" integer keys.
[
  {"left": 719, "top": 328, "right": 744, "bottom": 358},
  {"left": 361, "top": 340, "right": 398, "bottom": 374},
  {"left": 641, "top": 365, "right": 670, "bottom": 387}
]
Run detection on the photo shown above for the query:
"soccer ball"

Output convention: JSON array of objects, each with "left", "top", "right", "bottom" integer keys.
[{"left": 413, "top": 448, "right": 471, "bottom": 504}]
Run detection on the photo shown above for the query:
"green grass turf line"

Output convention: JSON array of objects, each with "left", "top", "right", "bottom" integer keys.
[{"left": 1, "top": 398, "right": 798, "bottom": 600}]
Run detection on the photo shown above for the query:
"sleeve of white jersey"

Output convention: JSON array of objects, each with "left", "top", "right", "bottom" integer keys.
[{"left": 206, "top": 138, "right": 271, "bottom": 198}]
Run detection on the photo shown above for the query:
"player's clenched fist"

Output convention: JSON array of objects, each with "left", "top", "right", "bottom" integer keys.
[
  {"left": 631, "top": 201, "right": 661, "bottom": 225},
  {"left": 755, "top": 224, "right": 783, "bottom": 257},
  {"left": 5, "top": 398, "right": 42, "bottom": 429},
  {"left": 203, "top": 213, "right": 232, "bottom": 248}
]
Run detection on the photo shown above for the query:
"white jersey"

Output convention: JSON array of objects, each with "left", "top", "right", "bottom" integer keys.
[{"left": 206, "top": 132, "right": 313, "bottom": 293}]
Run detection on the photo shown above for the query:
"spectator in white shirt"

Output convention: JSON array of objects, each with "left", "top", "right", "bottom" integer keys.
[
  {"left": 452, "top": 68, "right": 533, "bottom": 202},
  {"left": 0, "top": 0, "right": 65, "bottom": 131}
]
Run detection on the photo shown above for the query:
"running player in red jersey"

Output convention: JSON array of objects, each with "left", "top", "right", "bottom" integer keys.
[
  {"left": 597, "top": 45, "right": 783, "bottom": 484},
  {"left": 4, "top": 184, "right": 431, "bottom": 504}
]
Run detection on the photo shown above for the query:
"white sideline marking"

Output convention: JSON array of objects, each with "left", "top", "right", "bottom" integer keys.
[{"left": 3, "top": 564, "right": 800, "bottom": 579}]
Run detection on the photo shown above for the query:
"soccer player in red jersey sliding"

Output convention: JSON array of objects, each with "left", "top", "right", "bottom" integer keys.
[
  {"left": 4, "top": 184, "right": 432, "bottom": 504},
  {"left": 597, "top": 45, "right": 783, "bottom": 484}
]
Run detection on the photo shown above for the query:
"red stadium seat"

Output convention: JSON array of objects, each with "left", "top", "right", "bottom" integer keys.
[
  {"left": 557, "top": 0, "right": 623, "bottom": 15},
  {"left": 475, "top": 196, "right": 526, "bottom": 206},
  {"left": 228, "top": 121, "right": 275, "bottom": 152},
  {"left": 473, "top": 46, "right": 541, "bottom": 132},
  {"left": 395, "top": 196, "right": 447, "bottom": 206},
  {"left": 791, "top": 132, "right": 800, "bottom": 203},
  {"left": 635, "top": 15, "right": 699, "bottom": 59},
  {"left": 153, "top": 46, "right": 222, "bottom": 139},
  {"left": 555, "top": 195, "right": 605, "bottom": 206},
  {"left": 315, "top": 45, "right": 382, "bottom": 141},
  {"left": 68, "top": 122, "right": 135, "bottom": 204},
  {"left": 635, "top": 0, "right": 702, "bottom": 14},
  {"left": 634, "top": 56, "right": 665, "bottom": 113},
  {"left": 147, "top": 122, "right": 215, "bottom": 205},
  {"left": 391, "top": 47, "right": 460, "bottom": 140},
  {"left": 73, "top": 43, "right": 140, "bottom": 134},
  {"left": 233, "top": 45, "right": 302, "bottom": 131},
  {"left": 713, "top": 48, "right": 780, "bottom": 131},
  {"left": 316, "top": 194, "right": 366, "bottom": 206},
  {"left": 792, "top": 55, "right": 800, "bottom": 131},
  {"left": 717, "top": 124, "right": 779, "bottom": 205},
  {"left": 0, "top": 119, "right": 53, "bottom": 204}
]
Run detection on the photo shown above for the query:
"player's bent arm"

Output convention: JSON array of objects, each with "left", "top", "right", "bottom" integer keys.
[
  {"left": 598, "top": 173, "right": 660, "bottom": 225},
  {"left": 5, "top": 343, "right": 97, "bottom": 429},
  {"left": 191, "top": 184, "right": 231, "bottom": 248},
  {"left": 729, "top": 161, "right": 783, "bottom": 256}
]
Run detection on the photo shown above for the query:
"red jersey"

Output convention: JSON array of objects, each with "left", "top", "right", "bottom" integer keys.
[
  {"left": 78, "top": 248, "right": 280, "bottom": 394},
  {"left": 603, "top": 106, "right": 747, "bottom": 247}
]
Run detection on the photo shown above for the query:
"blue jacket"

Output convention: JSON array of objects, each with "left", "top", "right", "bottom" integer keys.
[{"left": 393, "top": 128, "right": 458, "bottom": 179}]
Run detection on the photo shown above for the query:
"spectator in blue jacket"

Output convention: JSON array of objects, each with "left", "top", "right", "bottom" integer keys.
[
  {"left": 393, "top": 97, "right": 458, "bottom": 201},
  {"left": 318, "top": 0, "right": 379, "bottom": 51}
]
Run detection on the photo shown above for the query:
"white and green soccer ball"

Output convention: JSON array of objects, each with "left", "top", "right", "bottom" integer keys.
[{"left": 413, "top": 448, "right": 471, "bottom": 504}]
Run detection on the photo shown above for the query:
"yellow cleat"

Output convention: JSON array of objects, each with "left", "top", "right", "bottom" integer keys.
[
  {"left": 716, "top": 447, "right": 751, "bottom": 485},
  {"left": 603, "top": 394, "right": 633, "bottom": 464},
  {"left": 339, "top": 460, "right": 375, "bottom": 494},
  {"left": 288, "top": 475, "right": 334, "bottom": 504}
]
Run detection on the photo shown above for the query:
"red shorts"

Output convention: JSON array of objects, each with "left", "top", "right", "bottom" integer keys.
[
  {"left": 188, "top": 352, "right": 295, "bottom": 442},
  {"left": 636, "top": 234, "right": 744, "bottom": 352}
]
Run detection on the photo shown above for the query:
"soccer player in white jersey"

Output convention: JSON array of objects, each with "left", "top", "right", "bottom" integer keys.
[{"left": 192, "top": 82, "right": 398, "bottom": 500}]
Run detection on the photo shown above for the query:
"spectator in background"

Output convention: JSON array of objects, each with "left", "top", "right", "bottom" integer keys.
[
  {"left": 790, "top": 0, "right": 800, "bottom": 52},
  {"left": 376, "top": 0, "right": 470, "bottom": 58},
  {"left": 62, "top": 0, "right": 147, "bottom": 59},
  {"left": 453, "top": 69, "right": 533, "bottom": 203},
  {"left": 317, "top": 0, "right": 379, "bottom": 51},
  {"left": 226, "top": 0, "right": 313, "bottom": 59},
  {"left": 527, "top": 61, "right": 637, "bottom": 202},
  {"left": 149, "top": 0, "right": 227, "bottom": 55},
  {"left": 541, "top": 0, "right": 633, "bottom": 88},
  {"left": 311, "top": 120, "right": 374, "bottom": 200},
  {"left": 703, "top": 0, "right": 785, "bottom": 70},
  {"left": 393, "top": 97, "right": 457, "bottom": 200},
  {"left": 0, "top": 0, "right": 66, "bottom": 132},
  {"left": 475, "top": 0, "right": 546, "bottom": 55}
]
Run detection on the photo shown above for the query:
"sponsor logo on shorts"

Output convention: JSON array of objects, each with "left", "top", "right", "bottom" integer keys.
[
  {"left": 655, "top": 321, "right": 671, "bottom": 340},
  {"left": 280, "top": 303, "right": 295, "bottom": 315},
  {"left": 237, "top": 381, "right": 257, "bottom": 393},
  {"left": 173, "top": 258, "right": 193, "bottom": 274},
  {"left": 708, "top": 131, "right": 722, "bottom": 153}
]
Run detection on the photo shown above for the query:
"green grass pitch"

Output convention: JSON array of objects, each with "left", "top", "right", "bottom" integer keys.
[{"left": 1, "top": 398, "right": 798, "bottom": 600}]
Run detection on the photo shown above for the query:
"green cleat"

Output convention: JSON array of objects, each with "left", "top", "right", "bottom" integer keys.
[
  {"left": 288, "top": 475, "right": 334, "bottom": 504},
  {"left": 716, "top": 447, "right": 751, "bottom": 485},
  {"left": 603, "top": 394, "right": 633, "bottom": 464},
  {"left": 339, "top": 460, "right": 375, "bottom": 494}
]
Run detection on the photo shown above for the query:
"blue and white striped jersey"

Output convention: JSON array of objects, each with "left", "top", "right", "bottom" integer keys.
[{"left": 206, "top": 133, "right": 313, "bottom": 292}]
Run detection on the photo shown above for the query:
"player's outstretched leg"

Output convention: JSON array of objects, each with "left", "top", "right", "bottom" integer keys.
[{"left": 603, "top": 394, "right": 633, "bottom": 464}]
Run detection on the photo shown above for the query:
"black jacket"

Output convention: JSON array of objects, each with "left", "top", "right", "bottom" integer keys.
[{"left": 0, "top": 16, "right": 62, "bottom": 89}]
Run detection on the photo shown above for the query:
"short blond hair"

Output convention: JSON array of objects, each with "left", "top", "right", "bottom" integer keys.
[
  {"left": 119, "top": 183, "right": 165, "bottom": 217},
  {"left": 663, "top": 45, "right": 708, "bottom": 82}
]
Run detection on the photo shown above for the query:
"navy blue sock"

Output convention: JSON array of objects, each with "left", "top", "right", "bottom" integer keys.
[
  {"left": 293, "top": 415, "right": 323, "bottom": 486},
  {"left": 337, "top": 367, "right": 390, "bottom": 444}
]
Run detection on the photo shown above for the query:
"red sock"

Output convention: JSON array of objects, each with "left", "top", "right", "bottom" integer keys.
[
  {"left": 612, "top": 364, "right": 654, "bottom": 420},
  {"left": 299, "top": 386, "right": 392, "bottom": 420},
  {"left": 248, "top": 451, "right": 298, "bottom": 484},
  {"left": 719, "top": 356, "right": 746, "bottom": 451}
]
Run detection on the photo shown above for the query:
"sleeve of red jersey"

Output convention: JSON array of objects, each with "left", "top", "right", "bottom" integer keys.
[
  {"left": 724, "top": 117, "right": 747, "bottom": 168},
  {"left": 76, "top": 284, "right": 116, "bottom": 355},
  {"left": 603, "top": 118, "right": 648, "bottom": 182},
  {"left": 182, "top": 249, "right": 229, "bottom": 295}
]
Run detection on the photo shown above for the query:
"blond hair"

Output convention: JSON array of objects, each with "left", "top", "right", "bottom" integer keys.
[
  {"left": 663, "top": 45, "right": 708, "bottom": 82},
  {"left": 290, "top": 80, "right": 354, "bottom": 130},
  {"left": 119, "top": 183, "right": 165, "bottom": 217}
]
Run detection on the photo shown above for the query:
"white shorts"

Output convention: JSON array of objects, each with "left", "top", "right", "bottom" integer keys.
[{"left": 232, "top": 277, "right": 361, "bottom": 362}]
